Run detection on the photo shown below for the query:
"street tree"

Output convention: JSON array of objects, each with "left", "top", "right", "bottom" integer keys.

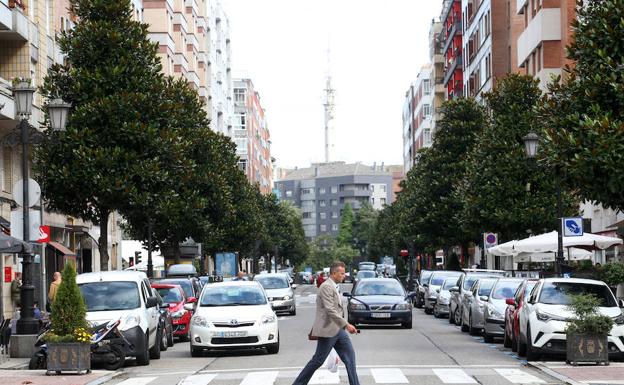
[
  {"left": 36, "top": 0, "right": 167, "bottom": 270},
  {"left": 541, "top": 0, "right": 624, "bottom": 211},
  {"left": 352, "top": 201, "right": 378, "bottom": 258},
  {"left": 337, "top": 203, "right": 354, "bottom": 247}
]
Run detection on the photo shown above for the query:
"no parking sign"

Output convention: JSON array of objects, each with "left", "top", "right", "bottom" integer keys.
[{"left": 484, "top": 233, "right": 498, "bottom": 249}]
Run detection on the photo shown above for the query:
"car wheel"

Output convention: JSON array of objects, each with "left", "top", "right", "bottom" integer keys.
[
  {"left": 460, "top": 312, "right": 469, "bottom": 332},
  {"left": 517, "top": 332, "right": 527, "bottom": 356},
  {"left": 149, "top": 328, "right": 162, "bottom": 359},
  {"left": 511, "top": 333, "right": 518, "bottom": 352},
  {"left": 190, "top": 345, "right": 203, "bottom": 357},
  {"left": 424, "top": 304, "right": 433, "bottom": 315},
  {"left": 167, "top": 327, "right": 175, "bottom": 347},
  {"left": 483, "top": 329, "right": 494, "bottom": 343},
  {"left": 503, "top": 325, "right": 512, "bottom": 348},
  {"left": 267, "top": 335, "right": 280, "bottom": 354},
  {"left": 290, "top": 308, "right": 297, "bottom": 316},
  {"left": 525, "top": 326, "right": 540, "bottom": 361},
  {"left": 468, "top": 312, "right": 479, "bottom": 336},
  {"left": 402, "top": 318, "right": 412, "bottom": 329},
  {"left": 160, "top": 328, "right": 168, "bottom": 351},
  {"left": 433, "top": 305, "right": 440, "bottom": 318},
  {"left": 449, "top": 308, "right": 456, "bottom": 324},
  {"left": 456, "top": 308, "right": 463, "bottom": 326},
  {"left": 414, "top": 295, "right": 423, "bottom": 308},
  {"left": 136, "top": 332, "right": 150, "bottom": 366}
]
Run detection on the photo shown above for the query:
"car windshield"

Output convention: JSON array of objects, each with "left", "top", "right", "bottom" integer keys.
[
  {"left": 359, "top": 264, "right": 375, "bottom": 271},
  {"left": 80, "top": 281, "right": 140, "bottom": 311},
  {"left": 539, "top": 282, "right": 617, "bottom": 306},
  {"left": 255, "top": 276, "right": 289, "bottom": 289},
  {"left": 158, "top": 279, "right": 192, "bottom": 298},
  {"left": 420, "top": 271, "right": 432, "bottom": 284},
  {"left": 431, "top": 273, "right": 461, "bottom": 286},
  {"left": 478, "top": 279, "right": 496, "bottom": 296},
  {"left": 354, "top": 281, "right": 404, "bottom": 296},
  {"left": 357, "top": 271, "right": 376, "bottom": 279},
  {"left": 464, "top": 276, "right": 479, "bottom": 290},
  {"left": 155, "top": 287, "right": 183, "bottom": 303},
  {"left": 492, "top": 280, "right": 523, "bottom": 299},
  {"left": 442, "top": 278, "right": 457, "bottom": 290},
  {"left": 200, "top": 285, "right": 267, "bottom": 306}
]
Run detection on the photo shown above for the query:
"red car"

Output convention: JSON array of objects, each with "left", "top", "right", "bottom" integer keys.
[
  {"left": 504, "top": 279, "right": 538, "bottom": 351},
  {"left": 152, "top": 283, "right": 196, "bottom": 341}
]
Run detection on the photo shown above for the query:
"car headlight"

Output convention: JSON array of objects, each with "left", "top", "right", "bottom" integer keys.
[
  {"left": 535, "top": 309, "right": 567, "bottom": 322},
  {"left": 394, "top": 303, "right": 412, "bottom": 310},
  {"left": 349, "top": 303, "right": 366, "bottom": 310},
  {"left": 262, "top": 314, "right": 276, "bottom": 324},
  {"left": 171, "top": 310, "right": 187, "bottom": 319},
  {"left": 489, "top": 308, "right": 504, "bottom": 320},
  {"left": 192, "top": 315, "right": 208, "bottom": 327},
  {"left": 282, "top": 295, "right": 291, "bottom": 301},
  {"left": 614, "top": 313, "right": 624, "bottom": 325},
  {"left": 124, "top": 315, "right": 140, "bottom": 328},
  {"left": 438, "top": 297, "right": 449, "bottom": 305}
]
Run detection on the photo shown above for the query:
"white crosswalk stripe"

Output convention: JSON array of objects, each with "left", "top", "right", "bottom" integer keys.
[
  {"left": 239, "top": 370, "right": 279, "bottom": 385},
  {"left": 432, "top": 368, "right": 478, "bottom": 384},
  {"left": 116, "top": 377, "right": 158, "bottom": 385},
  {"left": 177, "top": 373, "right": 218, "bottom": 385},
  {"left": 495, "top": 368, "right": 546, "bottom": 384},
  {"left": 371, "top": 368, "right": 409, "bottom": 383}
]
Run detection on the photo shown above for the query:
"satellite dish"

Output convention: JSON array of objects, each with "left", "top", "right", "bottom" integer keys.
[{"left": 13, "top": 179, "right": 41, "bottom": 208}]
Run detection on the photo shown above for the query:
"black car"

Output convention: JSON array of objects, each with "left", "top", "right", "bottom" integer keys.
[
  {"left": 414, "top": 270, "right": 433, "bottom": 308},
  {"left": 153, "top": 290, "right": 175, "bottom": 350},
  {"left": 155, "top": 278, "right": 202, "bottom": 301},
  {"left": 344, "top": 278, "right": 415, "bottom": 329}
]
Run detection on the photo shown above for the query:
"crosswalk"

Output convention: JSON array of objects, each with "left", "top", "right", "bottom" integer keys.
[{"left": 111, "top": 366, "right": 555, "bottom": 385}]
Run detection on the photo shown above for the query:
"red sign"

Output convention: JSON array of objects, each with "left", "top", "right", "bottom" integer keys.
[
  {"left": 36, "top": 225, "right": 50, "bottom": 243},
  {"left": 4, "top": 267, "right": 11, "bottom": 283},
  {"left": 399, "top": 249, "right": 409, "bottom": 257}
]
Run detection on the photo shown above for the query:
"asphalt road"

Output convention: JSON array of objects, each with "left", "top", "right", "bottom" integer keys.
[{"left": 102, "top": 283, "right": 563, "bottom": 385}]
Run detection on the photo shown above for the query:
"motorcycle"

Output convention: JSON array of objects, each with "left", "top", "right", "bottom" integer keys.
[{"left": 29, "top": 318, "right": 132, "bottom": 371}]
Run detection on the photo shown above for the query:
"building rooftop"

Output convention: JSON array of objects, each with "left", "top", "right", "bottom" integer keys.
[{"left": 278, "top": 162, "right": 394, "bottom": 181}]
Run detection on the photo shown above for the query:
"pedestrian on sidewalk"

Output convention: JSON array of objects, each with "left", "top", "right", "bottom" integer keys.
[
  {"left": 316, "top": 272, "right": 325, "bottom": 288},
  {"left": 293, "top": 261, "right": 360, "bottom": 385},
  {"left": 10, "top": 272, "right": 21, "bottom": 311},
  {"left": 47, "top": 271, "right": 61, "bottom": 312}
]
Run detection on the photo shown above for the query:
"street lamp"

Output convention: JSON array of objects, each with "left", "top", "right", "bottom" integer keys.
[
  {"left": 522, "top": 132, "right": 564, "bottom": 277},
  {"left": 11, "top": 82, "right": 71, "bottom": 335}
]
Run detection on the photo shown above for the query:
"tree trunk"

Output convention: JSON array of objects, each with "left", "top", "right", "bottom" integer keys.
[
  {"left": 98, "top": 209, "right": 110, "bottom": 271},
  {"left": 173, "top": 241, "right": 181, "bottom": 264}
]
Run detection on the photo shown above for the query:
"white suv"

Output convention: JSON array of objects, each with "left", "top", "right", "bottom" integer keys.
[
  {"left": 518, "top": 278, "right": 624, "bottom": 361},
  {"left": 77, "top": 271, "right": 162, "bottom": 365}
]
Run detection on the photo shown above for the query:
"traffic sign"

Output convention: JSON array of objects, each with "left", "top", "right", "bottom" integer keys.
[
  {"left": 563, "top": 217, "right": 583, "bottom": 237},
  {"left": 13, "top": 179, "right": 41, "bottom": 208},
  {"left": 483, "top": 232, "right": 498, "bottom": 249}
]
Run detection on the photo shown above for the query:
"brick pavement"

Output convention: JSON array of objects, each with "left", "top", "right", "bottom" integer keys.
[
  {"left": 532, "top": 362, "right": 624, "bottom": 385},
  {"left": 0, "top": 369, "right": 120, "bottom": 385}
]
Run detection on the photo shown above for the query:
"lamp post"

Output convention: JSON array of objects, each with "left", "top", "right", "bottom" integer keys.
[
  {"left": 11, "top": 82, "right": 70, "bottom": 335},
  {"left": 522, "top": 132, "right": 564, "bottom": 277}
]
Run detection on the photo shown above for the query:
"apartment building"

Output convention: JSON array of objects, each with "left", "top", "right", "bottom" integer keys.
[
  {"left": 0, "top": 0, "right": 123, "bottom": 317},
  {"left": 402, "top": 65, "right": 434, "bottom": 173},
  {"left": 441, "top": 0, "right": 464, "bottom": 99},
  {"left": 516, "top": 0, "right": 575, "bottom": 91},
  {"left": 233, "top": 79, "right": 273, "bottom": 194},
  {"left": 429, "top": 20, "right": 445, "bottom": 132},
  {"left": 275, "top": 162, "right": 394, "bottom": 240},
  {"left": 462, "top": 0, "right": 523, "bottom": 99},
  {"left": 207, "top": 0, "right": 233, "bottom": 136}
]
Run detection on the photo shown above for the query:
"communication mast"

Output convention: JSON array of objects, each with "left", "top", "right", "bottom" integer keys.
[{"left": 323, "top": 45, "right": 335, "bottom": 163}]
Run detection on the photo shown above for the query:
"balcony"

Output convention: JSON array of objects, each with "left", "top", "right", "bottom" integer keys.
[
  {"left": 517, "top": 8, "right": 561, "bottom": 67},
  {"left": 0, "top": 0, "right": 28, "bottom": 41},
  {"left": 443, "top": 56, "right": 463, "bottom": 87},
  {"left": 442, "top": 21, "right": 461, "bottom": 55}
]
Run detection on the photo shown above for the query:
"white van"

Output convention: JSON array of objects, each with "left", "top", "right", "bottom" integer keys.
[{"left": 77, "top": 271, "right": 162, "bottom": 365}]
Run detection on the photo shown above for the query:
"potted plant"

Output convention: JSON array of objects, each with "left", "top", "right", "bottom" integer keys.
[
  {"left": 45, "top": 263, "right": 91, "bottom": 374},
  {"left": 566, "top": 294, "right": 613, "bottom": 366}
]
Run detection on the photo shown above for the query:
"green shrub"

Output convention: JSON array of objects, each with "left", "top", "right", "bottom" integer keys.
[
  {"left": 48, "top": 264, "right": 89, "bottom": 343},
  {"left": 601, "top": 262, "right": 624, "bottom": 286},
  {"left": 566, "top": 294, "right": 613, "bottom": 336}
]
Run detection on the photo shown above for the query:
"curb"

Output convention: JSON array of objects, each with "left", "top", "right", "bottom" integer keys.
[
  {"left": 86, "top": 370, "right": 123, "bottom": 385},
  {"left": 528, "top": 362, "right": 585, "bottom": 385}
]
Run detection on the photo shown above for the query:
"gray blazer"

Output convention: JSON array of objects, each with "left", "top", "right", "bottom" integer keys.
[{"left": 310, "top": 279, "right": 348, "bottom": 338}]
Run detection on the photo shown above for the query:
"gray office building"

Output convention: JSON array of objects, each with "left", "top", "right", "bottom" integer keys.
[{"left": 274, "top": 162, "right": 394, "bottom": 240}]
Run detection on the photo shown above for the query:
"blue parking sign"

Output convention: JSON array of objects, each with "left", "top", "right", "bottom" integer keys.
[{"left": 562, "top": 217, "right": 583, "bottom": 237}]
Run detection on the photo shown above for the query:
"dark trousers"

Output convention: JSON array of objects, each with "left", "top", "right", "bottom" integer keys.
[{"left": 293, "top": 329, "right": 360, "bottom": 385}]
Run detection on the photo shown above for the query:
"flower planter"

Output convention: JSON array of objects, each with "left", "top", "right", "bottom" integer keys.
[
  {"left": 566, "top": 334, "right": 609, "bottom": 366},
  {"left": 46, "top": 343, "right": 91, "bottom": 374}
]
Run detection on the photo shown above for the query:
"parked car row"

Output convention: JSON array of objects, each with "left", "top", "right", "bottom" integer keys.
[{"left": 416, "top": 269, "right": 624, "bottom": 361}]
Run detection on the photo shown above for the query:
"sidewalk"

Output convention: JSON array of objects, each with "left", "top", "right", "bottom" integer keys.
[{"left": 531, "top": 361, "right": 624, "bottom": 385}]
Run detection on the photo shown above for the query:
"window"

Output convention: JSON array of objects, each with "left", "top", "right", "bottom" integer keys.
[
  {"left": 318, "top": 187, "right": 326, "bottom": 194},
  {"left": 331, "top": 186, "right": 338, "bottom": 193},
  {"left": 423, "top": 104, "right": 431, "bottom": 118},
  {"left": 331, "top": 224, "right": 338, "bottom": 231},
  {"left": 370, "top": 185, "right": 375, "bottom": 192},
  {"left": 234, "top": 112, "right": 246, "bottom": 129},
  {"left": 380, "top": 184, "right": 386, "bottom": 193},
  {"left": 319, "top": 200, "right": 326, "bottom": 207},
  {"left": 234, "top": 88, "right": 245, "bottom": 104},
  {"left": 381, "top": 198, "right": 387, "bottom": 206},
  {"left": 237, "top": 159, "right": 247, "bottom": 173},
  {"left": 330, "top": 199, "right": 337, "bottom": 206},
  {"left": 302, "top": 212, "right": 315, "bottom": 219},
  {"left": 285, "top": 190, "right": 293, "bottom": 198},
  {"left": 320, "top": 212, "right": 327, "bottom": 220},
  {"left": 320, "top": 224, "right": 327, "bottom": 232},
  {"left": 301, "top": 188, "right": 311, "bottom": 195},
  {"left": 331, "top": 212, "right": 338, "bottom": 219},
  {"left": 371, "top": 197, "right": 375, "bottom": 205},
  {"left": 423, "top": 79, "right": 431, "bottom": 95}
]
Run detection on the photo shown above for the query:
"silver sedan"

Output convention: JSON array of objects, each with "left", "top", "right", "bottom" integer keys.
[{"left": 461, "top": 277, "right": 497, "bottom": 336}]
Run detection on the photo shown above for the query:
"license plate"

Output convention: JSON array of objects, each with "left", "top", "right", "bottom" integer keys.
[
  {"left": 216, "top": 331, "right": 248, "bottom": 338},
  {"left": 371, "top": 313, "right": 391, "bottom": 318}
]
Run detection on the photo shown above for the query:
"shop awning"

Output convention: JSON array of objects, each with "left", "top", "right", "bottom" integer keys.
[{"left": 48, "top": 241, "right": 76, "bottom": 257}]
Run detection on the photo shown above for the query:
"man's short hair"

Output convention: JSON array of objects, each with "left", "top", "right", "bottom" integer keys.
[{"left": 330, "top": 261, "right": 346, "bottom": 273}]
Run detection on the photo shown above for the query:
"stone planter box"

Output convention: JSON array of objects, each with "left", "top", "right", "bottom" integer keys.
[
  {"left": 46, "top": 342, "right": 91, "bottom": 374},
  {"left": 566, "top": 334, "right": 609, "bottom": 366}
]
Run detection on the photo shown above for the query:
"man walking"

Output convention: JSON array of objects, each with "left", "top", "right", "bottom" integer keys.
[{"left": 293, "top": 261, "right": 360, "bottom": 385}]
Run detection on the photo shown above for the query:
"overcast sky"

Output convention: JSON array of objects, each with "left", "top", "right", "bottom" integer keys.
[{"left": 221, "top": 0, "right": 442, "bottom": 169}]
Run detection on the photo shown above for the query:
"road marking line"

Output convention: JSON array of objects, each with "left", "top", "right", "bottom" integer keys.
[
  {"left": 309, "top": 368, "right": 340, "bottom": 384},
  {"left": 495, "top": 368, "right": 545, "bottom": 384},
  {"left": 177, "top": 373, "right": 218, "bottom": 385},
  {"left": 240, "top": 370, "right": 279, "bottom": 385},
  {"left": 116, "top": 378, "right": 158, "bottom": 385},
  {"left": 432, "top": 368, "right": 477, "bottom": 384},
  {"left": 198, "top": 364, "right": 523, "bottom": 374},
  {"left": 371, "top": 368, "right": 409, "bottom": 383}
]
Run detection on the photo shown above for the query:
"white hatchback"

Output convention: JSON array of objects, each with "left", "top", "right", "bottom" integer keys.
[
  {"left": 189, "top": 280, "right": 279, "bottom": 356},
  {"left": 518, "top": 277, "right": 624, "bottom": 361}
]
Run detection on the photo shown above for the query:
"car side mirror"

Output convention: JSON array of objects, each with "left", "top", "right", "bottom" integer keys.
[
  {"left": 146, "top": 296, "right": 158, "bottom": 308},
  {"left": 449, "top": 287, "right": 459, "bottom": 293},
  {"left": 184, "top": 303, "right": 194, "bottom": 311},
  {"left": 506, "top": 298, "right": 516, "bottom": 306},
  {"left": 159, "top": 303, "right": 169, "bottom": 309},
  {"left": 292, "top": 284, "right": 298, "bottom": 289},
  {"left": 343, "top": 292, "right": 352, "bottom": 298},
  {"left": 423, "top": 283, "right": 428, "bottom": 288},
  {"left": 479, "top": 295, "right": 489, "bottom": 302},
  {"left": 187, "top": 297, "right": 197, "bottom": 304}
]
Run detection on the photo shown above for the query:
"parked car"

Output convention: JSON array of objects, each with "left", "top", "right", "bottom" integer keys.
[
  {"left": 433, "top": 277, "right": 459, "bottom": 318},
  {"left": 423, "top": 271, "right": 464, "bottom": 314},
  {"left": 517, "top": 278, "right": 624, "bottom": 361},
  {"left": 358, "top": 262, "right": 376, "bottom": 271},
  {"left": 414, "top": 270, "right": 433, "bottom": 308},
  {"left": 154, "top": 277, "right": 201, "bottom": 303},
  {"left": 345, "top": 278, "right": 415, "bottom": 328},
  {"left": 449, "top": 270, "right": 507, "bottom": 326},
  {"left": 77, "top": 271, "right": 162, "bottom": 365},
  {"left": 504, "top": 278, "right": 539, "bottom": 351},
  {"left": 189, "top": 280, "right": 279, "bottom": 356},
  {"left": 152, "top": 283, "right": 194, "bottom": 341},
  {"left": 253, "top": 273, "right": 296, "bottom": 315},
  {"left": 460, "top": 277, "right": 497, "bottom": 335},
  {"left": 355, "top": 270, "right": 377, "bottom": 282},
  {"left": 166, "top": 263, "right": 198, "bottom": 278},
  {"left": 153, "top": 290, "right": 175, "bottom": 350},
  {"left": 482, "top": 278, "right": 524, "bottom": 343}
]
